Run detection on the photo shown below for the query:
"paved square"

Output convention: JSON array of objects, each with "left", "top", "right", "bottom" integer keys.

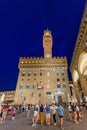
[{"left": 0, "top": 108, "right": 87, "bottom": 130}]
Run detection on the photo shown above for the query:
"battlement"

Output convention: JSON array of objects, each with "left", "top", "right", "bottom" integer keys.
[
  {"left": 20, "top": 56, "right": 67, "bottom": 60},
  {"left": 19, "top": 56, "right": 67, "bottom": 68}
]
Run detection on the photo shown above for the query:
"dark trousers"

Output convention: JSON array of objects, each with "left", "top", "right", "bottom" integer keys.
[{"left": 53, "top": 114, "right": 56, "bottom": 123}]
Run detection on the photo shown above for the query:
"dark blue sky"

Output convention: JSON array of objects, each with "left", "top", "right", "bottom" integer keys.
[{"left": 0, "top": 0, "right": 86, "bottom": 91}]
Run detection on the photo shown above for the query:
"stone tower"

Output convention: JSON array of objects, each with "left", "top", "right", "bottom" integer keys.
[{"left": 43, "top": 29, "right": 53, "bottom": 58}]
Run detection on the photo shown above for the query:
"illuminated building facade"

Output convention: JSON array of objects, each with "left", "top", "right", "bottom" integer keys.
[
  {"left": 70, "top": 3, "right": 87, "bottom": 101},
  {"left": 14, "top": 29, "right": 69, "bottom": 104}
]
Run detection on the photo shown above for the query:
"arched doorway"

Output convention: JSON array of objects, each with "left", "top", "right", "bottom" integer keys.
[
  {"left": 54, "top": 95, "right": 62, "bottom": 103},
  {"left": 58, "top": 96, "right": 62, "bottom": 103}
]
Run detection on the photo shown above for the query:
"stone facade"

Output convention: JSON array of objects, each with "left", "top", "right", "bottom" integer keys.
[
  {"left": 70, "top": 2, "right": 87, "bottom": 101},
  {"left": 14, "top": 29, "right": 69, "bottom": 105}
]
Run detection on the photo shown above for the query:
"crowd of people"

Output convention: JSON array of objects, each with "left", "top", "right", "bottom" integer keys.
[
  {"left": 0, "top": 105, "right": 17, "bottom": 123},
  {"left": 35, "top": 102, "right": 65, "bottom": 129},
  {"left": 0, "top": 101, "right": 87, "bottom": 129},
  {"left": 31, "top": 102, "right": 86, "bottom": 129}
]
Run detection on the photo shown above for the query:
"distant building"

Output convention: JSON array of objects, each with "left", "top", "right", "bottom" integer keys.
[
  {"left": 0, "top": 91, "right": 15, "bottom": 104},
  {"left": 14, "top": 29, "right": 69, "bottom": 105},
  {"left": 70, "top": 2, "right": 87, "bottom": 101}
]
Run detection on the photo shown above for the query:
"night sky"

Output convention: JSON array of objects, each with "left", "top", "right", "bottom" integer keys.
[{"left": 0, "top": 0, "right": 86, "bottom": 91}]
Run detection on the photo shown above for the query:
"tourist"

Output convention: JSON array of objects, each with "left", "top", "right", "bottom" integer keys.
[
  {"left": 39, "top": 104, "right": 44, "bottom": 125},
  {"left": 2, "top": 105, "right": 7, "bottom": 122},
  {"left": 76, "top": 104, "right": 80, "bottom": 122},
  {"left": 68, "top": 103, "right": 72, "bottom": 121},
  {"left": 35, "top": 104, "right": 40, "bottom": 122},
  {"left": 45, "top": 103, "right": 50, "bottom": 125},
  {"left": 27, "top": 104, "right": 31, "bottom": 119},
  {"left": 71, "top": 103, "right": 78, "bottom": 124},
  {"left": 57, "top": 103, "right": 64, "bottom": 129},
  {"left": 32, "top": 108, "right": 39, "bottom": 126},
  {"left": 11, "top": 106, "right": 17, "bottom": 120},
  {"left": 51, "top": 102, "right": 57, "bottom": 125}
]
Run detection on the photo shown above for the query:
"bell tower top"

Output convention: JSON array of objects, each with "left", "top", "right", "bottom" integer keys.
[
  {"left": 43, "top": 29, "right": 51, "bottom": 37},
  {"left": 43, "top": 29, "right": 53, "bottom": 58}
]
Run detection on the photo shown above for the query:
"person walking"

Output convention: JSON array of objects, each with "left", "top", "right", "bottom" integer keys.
[
  {"left": 51, "top": 102, "right": 57, "bottom": 125},
  {"left": 45, "top": 103, "right": 50, "bottom": 125},
  {"left": 68, "top": 103, "right": 73, "bottom": 121},
  {"left": 11, "top": 106, "right": 17, "bottom": 120},
  {"left": 2, "top": 105, "right": 7, "bottom": 122},
  {"left": 71, "top": 103, "right": 78, "bottom": 124},
  {"left": 32, "top": 108, "right": 39, "bottom": 127},
  {"left": 57, "top": 103, "right": 64, "bottom": 129},
  {"left": 27, "top": 104, "right": 31, "bottom": 119}
]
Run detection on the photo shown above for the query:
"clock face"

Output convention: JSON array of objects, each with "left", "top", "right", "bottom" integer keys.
[{"left": 45, "top": 54, "right": 51, "bottom": 58}]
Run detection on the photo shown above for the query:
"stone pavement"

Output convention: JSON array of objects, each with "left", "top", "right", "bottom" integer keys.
[{"left": 0, "top": 108, "right": 87, "bottom": 130}]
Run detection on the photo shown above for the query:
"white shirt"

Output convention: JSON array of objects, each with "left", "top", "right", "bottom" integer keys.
[{"left": 34, "top": 110, "right": 38, "bottom": 116}]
